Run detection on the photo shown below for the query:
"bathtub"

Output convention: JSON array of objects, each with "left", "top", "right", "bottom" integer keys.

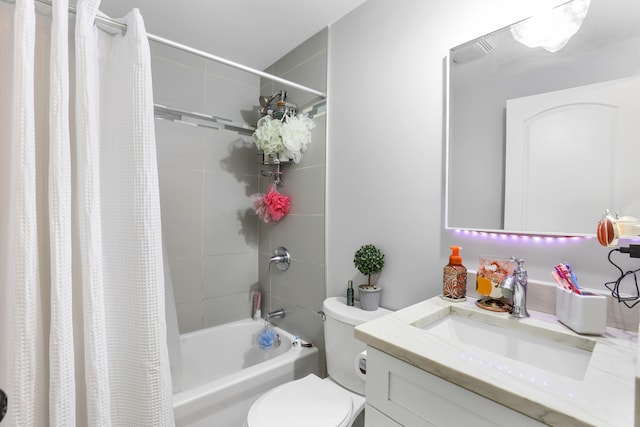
[{"left": 172, "top": 318, "right": 319, "bottom": 427}]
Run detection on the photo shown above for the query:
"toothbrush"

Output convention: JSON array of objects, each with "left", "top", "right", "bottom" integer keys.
[
  {"left": 553, "top": 265, "right": 570, "bottom": 288},
  {"left": 565, "top": 263, "right": 581, "bottom": 290},
  {"left": 558, "top": 263, "right": 580, "bottom": 292},
  {"left": 558, "top": 264, "right": 580, "bottom": 294},
  {"left": 555, "top": 264, "right": 582, "bottom": 295},
  {"left": 551, "top": 270, "right": 571, "bottom": 290}
]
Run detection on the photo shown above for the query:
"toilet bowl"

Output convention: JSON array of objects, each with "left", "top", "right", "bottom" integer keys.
[
  {"left": 245, "top": 374, "right": 364, "bottom": 427},
  {"left": 245, "top": 297, "right": 391, "bottom": 427}
]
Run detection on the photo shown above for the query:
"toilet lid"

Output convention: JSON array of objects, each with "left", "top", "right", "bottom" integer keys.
[{"left": 247, "top": 374, "right": 354, "bottom": 427}]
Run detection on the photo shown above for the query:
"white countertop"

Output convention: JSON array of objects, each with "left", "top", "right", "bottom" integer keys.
[{"left": 355, "top": 296, "right": 638, "bottom": 426}]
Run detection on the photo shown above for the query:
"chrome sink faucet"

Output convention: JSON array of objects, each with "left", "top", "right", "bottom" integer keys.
[{"left": 499, "top": 257, "right": 530, "bottom": 318}]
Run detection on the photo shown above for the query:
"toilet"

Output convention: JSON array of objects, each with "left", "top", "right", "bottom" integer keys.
[{"left": 245, "top": 296, "right": 391, "bottom": 427}]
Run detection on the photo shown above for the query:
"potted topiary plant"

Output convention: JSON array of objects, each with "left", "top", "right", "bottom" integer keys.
[{"left": 353, "top": 244, "right": 385, "bottom": 311}]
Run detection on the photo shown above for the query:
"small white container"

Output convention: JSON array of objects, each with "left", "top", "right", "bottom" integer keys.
[{"left": 555, "top": 287, "right": 607, "bottom": 335}]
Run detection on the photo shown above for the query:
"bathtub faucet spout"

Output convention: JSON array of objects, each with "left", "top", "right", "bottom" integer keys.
[{"left": 266, "top": 308, "right": 285, "bottom": 322}]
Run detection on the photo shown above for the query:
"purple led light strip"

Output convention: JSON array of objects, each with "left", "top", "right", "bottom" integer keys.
[{"left": 452, "top": 229, "right": 592, "bottom": 244}]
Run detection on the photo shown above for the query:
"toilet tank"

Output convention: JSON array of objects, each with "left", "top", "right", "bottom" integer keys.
[{"left": 323, "top": 297, "right": 391, "bottom": 395}]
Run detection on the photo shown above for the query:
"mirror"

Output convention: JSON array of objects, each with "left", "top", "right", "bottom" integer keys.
[{"left": 446, "top": 0, "right": 640, "bottom": 236}]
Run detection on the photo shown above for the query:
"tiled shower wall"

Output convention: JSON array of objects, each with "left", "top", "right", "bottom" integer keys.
[
  {"left": 258, "top": 29, "right": 328, "bottom": 373},
  {"left": 151, "top": 41, "right": 261, "bottom": 333}
]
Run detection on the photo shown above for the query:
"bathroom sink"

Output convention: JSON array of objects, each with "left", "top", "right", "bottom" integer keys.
[{"left": 413, "top": 306, "right": 595, "bottom": 380}]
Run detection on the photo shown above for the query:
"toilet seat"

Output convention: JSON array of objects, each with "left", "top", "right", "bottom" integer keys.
[{"left": 246, "top": 374, "right": 357, "bottom": 427}]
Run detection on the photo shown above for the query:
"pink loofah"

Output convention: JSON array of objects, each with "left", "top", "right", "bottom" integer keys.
[
  {"left": 252, "top": 192, "right": 272, "bottom": 223},
  {"left": 252, "top": 184, "right": 291, "bottom": 223},
  {"left": 263, "top": 184, "right": 291, "bottom": 222}
]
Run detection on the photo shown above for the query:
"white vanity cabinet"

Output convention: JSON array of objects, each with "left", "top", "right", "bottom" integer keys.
[
  {"left": 356, "top": 297, "right": 636, "bottom": 426},
  {"left": 365, "top": 347, "right": 543, "bottom": 427}
]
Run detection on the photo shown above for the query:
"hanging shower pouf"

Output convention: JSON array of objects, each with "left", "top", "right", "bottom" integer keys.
[
  {"left": 252, "top": 114, "right": 315, "bottom": 164},
  {"left": 252, "top": 184, "right": 291, "bottom": 224}
]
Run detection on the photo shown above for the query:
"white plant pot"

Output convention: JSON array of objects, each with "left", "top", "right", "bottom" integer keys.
[{"left": 358, "top": 285, "right": 382, "bottom": 311}]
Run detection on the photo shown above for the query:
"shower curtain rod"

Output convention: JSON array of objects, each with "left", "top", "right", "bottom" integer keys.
[
  {"left": 27, "top": 0, "right": 328, "bottom": 99},
  {"left": 146, "top": 33, "right": 327, "bottom": 98}
]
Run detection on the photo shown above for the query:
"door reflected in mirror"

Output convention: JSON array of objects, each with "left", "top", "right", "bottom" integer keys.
[{"left": 446, "top": 0, "right": 640, "bottom": 236}]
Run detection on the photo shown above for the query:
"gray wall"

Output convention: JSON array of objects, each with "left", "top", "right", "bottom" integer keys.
[
  {"left": 327, "top": 0, "right": 640, "bottom": 326},
  {"left": 151, "top": 41, "right": 261, "bottom": 333},
  {"left": 258, "top": 29, "right": 328, "bottom": 373}
]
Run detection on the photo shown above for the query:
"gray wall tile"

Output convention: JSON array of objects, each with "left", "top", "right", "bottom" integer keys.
[
  {"left": 272, "top": 28, "right": 328, "bottom": 88},
  {"left": 151, "top": 56, "right": 205, "bottom": 112},
  {"left": 154, "top": 46, "right": 260, "bottom": 332},
  {"left": 150, "top": 40, "right": 207, "bottom": 72},
  {"left": 155, "top": 119, "right": 205, "bottom": 170},
  {"left": 158, "top": 167, "right": 202, "bottom": 214},
  {"left": 257, "top": 29, "right": 328, "bottom": 376},
  {"left": 268, "top": 215, "right": 325, "bottom": 265},
  {"left": 282, "top": 166, "right": 326, "bottom": 215},
  {"left": 204, "top": 73, "right": 260, "bottom": 123},
  {"left": 169, "top": 257, "right": 202, "bottom": 304},
  {"left": 203, "top": 252, "right": 259, "bottom": 298},
  {"left": 162, "top": 213, "right": 202, "bottom": 258},
  {"left": 204, "top": 212, "right": 259, "bottom": 255},
  {"left": 202, "top": 292, "right": 254, "bottom": 327},
  {"left": 206, "top": 60, "right": 260, "bottom": 88},
  {"left": 204, "top": 171, "right": 258, "bottom": 215},
  {"left": 176, "top": 301, "right": 203, "bottom": 334}
]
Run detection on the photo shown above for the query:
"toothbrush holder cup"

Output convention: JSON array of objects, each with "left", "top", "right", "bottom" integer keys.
[{"left": 555, "top": 287, "right": 607, "bottom": 335}]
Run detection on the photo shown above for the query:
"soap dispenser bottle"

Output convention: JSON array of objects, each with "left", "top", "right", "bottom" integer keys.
[{"left": 443, "top": 246, "right": 467, "bottom": 301}]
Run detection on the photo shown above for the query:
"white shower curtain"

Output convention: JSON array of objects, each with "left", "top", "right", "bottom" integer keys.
[{"left": 0, "top": 0, "right": 174, "bottom": 425}]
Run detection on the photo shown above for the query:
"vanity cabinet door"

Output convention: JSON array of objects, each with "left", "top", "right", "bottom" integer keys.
[
  {"left": 365, "top": 404, "right": 402, "bottom": 427},
  {"left": 365, "top": 347, "right": 543, "bottom": 427}
]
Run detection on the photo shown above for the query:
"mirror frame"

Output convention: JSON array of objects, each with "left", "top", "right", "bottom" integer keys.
[{"left": 444, "top": 0, "right": 640, "bottom": 237}]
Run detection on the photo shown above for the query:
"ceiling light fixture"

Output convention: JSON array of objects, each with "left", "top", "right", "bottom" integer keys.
[{"left": 510, "top": 0, "right": 591, "bottom": 53}]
